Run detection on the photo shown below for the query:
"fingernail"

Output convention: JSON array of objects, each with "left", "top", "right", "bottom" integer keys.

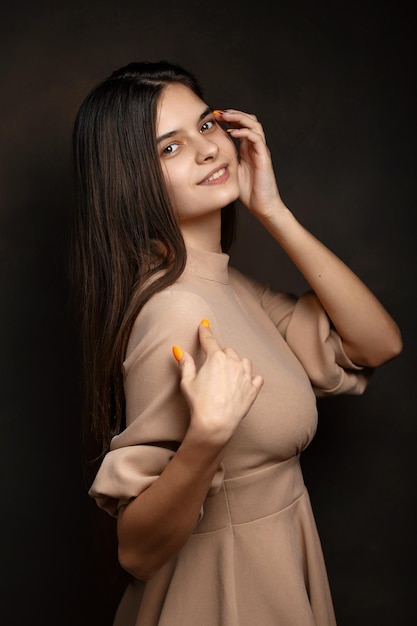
[
  {"left": 213, "top": 109, "right": 223, "bottom": 115},
  {"left": 172, "top": 345, "right": 184, "bottom": 361},
  {"left": 201, "top": 318, "right": 210, "bottom": 327}
]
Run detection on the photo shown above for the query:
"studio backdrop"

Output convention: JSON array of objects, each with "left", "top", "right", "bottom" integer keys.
[{"left": 1, "top": 1, "right": 415, "bottom": 624}]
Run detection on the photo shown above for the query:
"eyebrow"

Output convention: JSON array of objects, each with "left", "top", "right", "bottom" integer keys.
[{"left": 156, "top": 106, "right": 213, "bottom": 144}]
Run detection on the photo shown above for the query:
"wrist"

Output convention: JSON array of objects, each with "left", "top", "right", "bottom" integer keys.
[
  {"left": 176, "top": 432, "right": 225, "bottom": 484},
  {"left": 181, "top": 420, "right": 228, "bottom": 458},
  {"left": 257, "top": 199, "right": 294, "bottom": 231}
]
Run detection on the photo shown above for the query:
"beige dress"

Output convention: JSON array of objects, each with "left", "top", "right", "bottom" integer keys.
[{"left": 89, "top": 247, "right": 371, "bottom": 625}]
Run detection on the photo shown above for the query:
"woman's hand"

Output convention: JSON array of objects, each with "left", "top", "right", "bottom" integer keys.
[
  {"left": 173, "top": 320, "right": 263, "bottom": 446},
  {"left": 215, "top": 109, "right": 284, "bottom": 221}
]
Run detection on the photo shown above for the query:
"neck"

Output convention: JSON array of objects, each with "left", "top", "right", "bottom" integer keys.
[{"left": 180, "top": 210, "right": 222, "bottom": 253}]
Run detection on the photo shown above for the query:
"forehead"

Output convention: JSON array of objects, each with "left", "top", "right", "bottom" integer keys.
[{"left": 156, "top": 83, "right": 207, "bottom": 134}]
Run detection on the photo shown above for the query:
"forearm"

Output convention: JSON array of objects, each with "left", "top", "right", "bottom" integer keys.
[
  {"left": 117, "top": 430, "right": 225, "bottom": 581},
  {"left": 260, "top": 201, "right": 403, "bottom": 367}
]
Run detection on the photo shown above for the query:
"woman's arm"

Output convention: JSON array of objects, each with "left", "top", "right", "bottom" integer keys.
[
  {"left": 257, "top": 204, "right": 402, "bottom": 367},
  {"left": 117, "top": 425, "right": 225, "bottom": 581},
  {"left": 217, "top": 109, "right": 403, "bottom": 367},
  {"left": 117, "top": 321, "right": 263, "bottom": 580}
]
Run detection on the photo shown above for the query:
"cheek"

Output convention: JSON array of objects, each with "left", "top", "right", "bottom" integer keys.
[
  {"left": 161, "top": 162, "right": 179, "bottom": 197},
  {"left": 162, "top": 160, "right": 189, "bottom": 188},
  {"left": 161, "top": 164, "right": 188, "bottom": 210}
]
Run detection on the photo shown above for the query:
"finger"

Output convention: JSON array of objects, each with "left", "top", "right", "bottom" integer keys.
[
  {"left": 223, "top": 346, "right": 241, "bottom": 360},
  {"left": 213, "top": 109, "right": 258, "bottom": 130},
  {"left": 198, "top": 319, "right": 222, "bottom": 355},
  {"left": 172, "top": 345, "right": 197, "bottom": 385},
  {"left": 251, "top": 374, "right": 264, "bottom": 391},
  {"left": 172, "top": 345, "right": 184, "bottom": 362},
  {"left": 227, "top": 127, "right": 267, "bottom": 149},
  {"left": 219, "top": 110, "right": 265, "bottom": 139},
  {"left": 214, "top": 109, "right": 258, "bottom": 123},
  {"left": 179, "top": 352, "right": 197, "bottom": 384},
  {"left": 241, "top": 358, "right": 263, "bottom": 391},
  {"left": 241, "top": 357, "right": 253, "bottom": 374}
]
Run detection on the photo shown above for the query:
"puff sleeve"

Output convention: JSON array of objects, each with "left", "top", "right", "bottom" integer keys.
[
  {"left": 236, "top": 273, "right": 372, "bottom": 397},
  {"left": 88, "top": 289, "right": 225, "bottom": 517}
]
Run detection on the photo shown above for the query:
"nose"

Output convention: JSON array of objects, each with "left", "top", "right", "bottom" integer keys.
[{"left": 194, "top": 133, "right": 219, "bottom": 163}]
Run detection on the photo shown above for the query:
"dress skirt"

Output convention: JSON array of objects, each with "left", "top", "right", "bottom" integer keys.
[{"left": 113, "top": 457, "right": 336, "bottom": 626}]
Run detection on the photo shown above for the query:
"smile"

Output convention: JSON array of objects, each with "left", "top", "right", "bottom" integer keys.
[
  {"left": 199, "top": 166, "right": 229, "bottom": 185},
  {"left": 207, "top": 167, "right": 226, "bottom": 182}
]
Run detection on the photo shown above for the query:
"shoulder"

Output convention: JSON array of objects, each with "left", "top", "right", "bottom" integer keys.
[
  {"left": 229, "top": 264, "right": 289, "bottom": 303},
  {"left": 141, "top": 285, "right": 215, "bottom": 326},
  {"left": 126, "top": 285, "right": 217, "bottom": 361},
  {"left": 228, "top": 265, "right": 259, "bottom": 292}
]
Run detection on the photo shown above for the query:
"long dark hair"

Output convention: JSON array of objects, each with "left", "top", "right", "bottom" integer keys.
[{"left": 72, "top": 61, "right": 236, "bottom": 475}]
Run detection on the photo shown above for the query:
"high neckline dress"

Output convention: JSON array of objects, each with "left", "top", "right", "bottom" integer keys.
[{"left": 89, "top": 247, "right": 370, "bottom": 625}]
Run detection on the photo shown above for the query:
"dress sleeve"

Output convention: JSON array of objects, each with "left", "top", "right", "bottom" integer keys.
[
  {"left": 236, "top": 272, "right": 372, "bottom": 397},
  {"left": 284, "top": 291, "right": 372, "bottom": 396},
  {"left": 88, "top": 288, "right": 225, "bottom": 517}
]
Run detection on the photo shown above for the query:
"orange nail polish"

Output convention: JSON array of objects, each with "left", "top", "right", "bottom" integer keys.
[
  {"left": 172, "top": 345, "right": 184, "bottom": 361},
  {"left": 201, "top": 319, "right": 210, "bottom": 327},
  {"left": 213, "top": 109, "right": 223, "bottom": 115}
]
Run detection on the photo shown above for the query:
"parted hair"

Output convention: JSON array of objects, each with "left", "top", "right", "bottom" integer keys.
[{"left": 71, "top": 61, "right": 236, "bottom": 474}]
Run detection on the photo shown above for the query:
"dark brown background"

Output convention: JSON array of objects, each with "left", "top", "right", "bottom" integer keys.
[{"left": 1, "top": 1, "right": 415, "bottom": 624}]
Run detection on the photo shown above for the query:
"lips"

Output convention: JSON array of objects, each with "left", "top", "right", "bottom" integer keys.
[{"left": 199, "top": 164, "right": 229, "bottom": 185}]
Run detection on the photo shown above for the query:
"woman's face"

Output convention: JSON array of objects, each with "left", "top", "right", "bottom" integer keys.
[{"left": 156, "top": 83, "right": 240, "bottom": 227}]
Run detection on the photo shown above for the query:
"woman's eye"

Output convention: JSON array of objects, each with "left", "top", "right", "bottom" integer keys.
[
  {"left": 200, "top": 119, "right": 215, "bottom": 132},
  {"left": 162, "top": 143, "right": 180, "bottom": 156}
]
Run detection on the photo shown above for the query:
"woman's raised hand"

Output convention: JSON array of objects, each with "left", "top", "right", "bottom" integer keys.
[
  {"left": 173, "top": 320, "right": 263, "bottom": 446},
  {"left": 214, "top": 109, "right": 284, "bottom": 221}
]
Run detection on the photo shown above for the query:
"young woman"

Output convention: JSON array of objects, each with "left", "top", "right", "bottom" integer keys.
[{"left": 72, "top": 61, "right": 402, "bottom": 625}]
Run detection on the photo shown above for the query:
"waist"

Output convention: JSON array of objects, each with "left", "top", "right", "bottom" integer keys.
[{"left": 194, "top": 456, "right": 305, "bottom": 534}]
